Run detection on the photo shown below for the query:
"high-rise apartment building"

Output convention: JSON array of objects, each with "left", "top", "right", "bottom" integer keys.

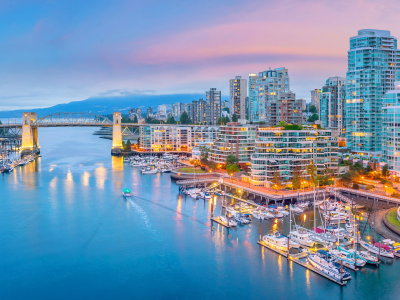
[
  {"left": 311, "top": 89, "right": 321, "bottom": 111},
  {"left": 172, "top": 102, "right": 183, "bottom": 119},
  {"left": 254, "top": 68, "right": 290, "bottom": 122},
  {"left": 319, "top": 77, "right": 346, "bottom": 136},
  {"left": 197, "top": 99, "right": 207, "bottom": 124},
  {"left": 206, "top": 88, "right": 221, "bottom": 125},
  {"left": 382, "top": 81, "right": 400, "bottom": 174},
  {"left": 264, "top": 92, "right": 303, "bottom": 126},
  {"left": 222, "top": 100, "right": 229, "bottom": 110},
  {"left": 248, "top": 73, "right": 258, "bottom": 122},
  {"left": 229, "top": 76, "right": 247, "bottom": 120},
  {"left": 346, "top": 29, "right": 400, "bottom": 153},
  {"left": 146, "top": 107, "right": 153, "bottom": 118}
]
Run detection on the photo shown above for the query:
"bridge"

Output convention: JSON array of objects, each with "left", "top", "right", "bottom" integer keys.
[{"left": 0, "top": 112, "right": 141, "bottom": 154}]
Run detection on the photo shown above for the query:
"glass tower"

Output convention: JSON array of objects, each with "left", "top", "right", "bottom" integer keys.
[{"left": 345, "top": 29, "right": 400, "bottom": 153}]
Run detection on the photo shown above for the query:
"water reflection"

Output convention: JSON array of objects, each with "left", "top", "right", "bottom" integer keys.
[
  {"left": 82, "top": 171, "right": 91, "bottom": 187},
  {"left": 94, "top": 165, "right": 107, "bottom": 190}
]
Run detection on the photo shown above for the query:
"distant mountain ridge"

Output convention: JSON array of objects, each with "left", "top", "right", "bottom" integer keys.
[{"left": 0, "top": 93, "right": 211, "bottom": 118}]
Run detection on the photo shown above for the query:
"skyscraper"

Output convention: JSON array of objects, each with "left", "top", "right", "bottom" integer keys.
[
  {"left": 345, "top": 29, "right": 400, "bottom": 153},
  {"left": 254, "top": 68, "right": 290, "bottom": 123},
  {"left": 310, "top": 89, "right": 321, "bottom": 111},
  {"left": 206, "top": 88, "right": 221, "bottom": 125},
  {"left": 172, "top": 102, "right": 183, "bottom": 120},
  {"left": 248, "top": 73, "right": 258, "bottom": 122},
  {"left": 229, "top": 76, "right": 247, "bottom": 120},
  {"left": 319, "top": 77, "right": 346, "bottom": 135}
]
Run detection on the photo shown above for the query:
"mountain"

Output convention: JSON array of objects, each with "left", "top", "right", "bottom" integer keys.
[{"left": 0, "top": 93, "right": 208, "bottom": 118}]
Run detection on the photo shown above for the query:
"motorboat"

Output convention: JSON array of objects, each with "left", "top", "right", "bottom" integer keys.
[
  {"left": 323, "top": 210, "right": 348, "bottom": 222},
  {"left": 142, "top": 169, "right": 158, "bottom": 175},
  {"left": 130, "top": 161, "right": 141, "bottom": 167},
  {"left": 3, "top": 165, "right": 14, "bottom": 173},
  {"left": 251, "top": 210, "right": 263, "bottom": 220},
  {"left": 188, "top": 189, "right": 200, "bottom": 199},
  {"left": 226, "top": 206, "right": 238, "bottom": 216},
  {"left": 219, "top": 216, "right": 237, "bottom": 227},
  {"left": 123, "top": 157, "right": 130, "bottom": 163},
  {"left": 199, "top": 191, "right": 212, "bottom": 200},
  {"left": 308, "top": 250, "right": 351, "bottom": 281},
  {"left": 262, "top": 232, "right": 300, "bottom": 251},
  {"left": 234, "top": 213, "right": 251, "bottom": 225},
  {"left": 358, "top": 251, "right": 379, "bottom": 266},
  {"left": 359, "top": 240, "right": 394, "bottom": 258},
  {"left": 291, "top": 206, "right": 304, "bottom": 214},
  {"left": 161, "top": 169, "right": 172, "bottom": 173},
  {"left": 320, "top": 201, "right": 342, "bottom": 212},
  {"left": 122, "top": 188, "right": 132, "bottom": 198},
  {"left": 330, "top": 248, "right": 366, "bottom": 267},
  {"left": 289, "top": 227, "right": 315, "bottom": 247},
  {"left": 260, "top": 210, "right": 274, "bottom": 219}
]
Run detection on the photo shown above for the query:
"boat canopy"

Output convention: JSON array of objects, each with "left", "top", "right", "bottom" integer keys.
[
  {"left": 123, "top": 189, "right": 131, "bottom": 193},
  {"left": 317, "top": 250, "right": 331, "bottom": 258}
]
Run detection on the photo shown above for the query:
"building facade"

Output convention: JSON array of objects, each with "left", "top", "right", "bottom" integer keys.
[
  {"left": 382, "top": 81, "right": 400, "bottom": 174},
  {"left": 229, "top": 76, "right": 247, "bottom": 120},
  {"left": 250, "top": 127, "right": 338, "bottom": 184},
  {"left": 310, "top": 89, "right": 321, "bottom": 112},
  {"left": 139, "top": 125, "right": 219, "bottom": 152},
  {"left": 147, "top": 107, "right": 153, "bottom": 118},
  {"left": 172, "top": 102, "right": 183, "bottom": 120},
  {"left": 345, "top": 29, "right": 400, "bottom": 153},
  {"left": 248, "top": 73, "right": 258, "bottom": 122},
  {"left": 319, "top": 77, "right": 346, "bottom": 135},
  {"left": 206, "top": 88, "right": 221, "bottom": 125},
  {"left": 264, "top": 92, "right": 303, "bottom": 126},
  {"left": 209, "top": 122, "right": 257, "bottom": 166}
]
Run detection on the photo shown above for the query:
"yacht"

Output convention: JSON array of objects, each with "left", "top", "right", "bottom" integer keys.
[
  {"left": 359, "top": 241, "right": 394, "bottom": 258},
  {"left": 142, "top": 168, "right": 158, "bottom": 175},
  {"left": 260, "top": 210, "right": 274, "bottom": 219},
  {"left": 188, "top": 189, "right": 200, "bottom": 199},
  {"left": 358, "top": 251, "right": 379, "bottom": 266},
  {"left": 330, "top": 247, "right": 366, "bottom": 267},
  {"left": 308, "top": 250, "right": 351, "bottom": 281},
  {"left": 262, "top": 232, "right": 300, "bottom": 251},
  {"left": 289, "top": 227, "right": 315, "bottom": 247},
  {"left": 251, "top": 210, "right": 263, "bottom": 220}
]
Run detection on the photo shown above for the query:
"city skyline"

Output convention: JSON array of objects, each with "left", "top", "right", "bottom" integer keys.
[{"left": 1, "top": 0, "right": 400, "bottom": 110}]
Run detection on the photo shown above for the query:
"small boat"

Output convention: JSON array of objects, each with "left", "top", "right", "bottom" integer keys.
[
  {"left": 199, "top": 191, "right": 212, "bottom": 200},
  {"left": 289, "top": 227, "right": 315, "bottom": 247},
  {"left": 188, "top": 189, "right": 200, "bottom": 199},
  {"left": 359, "top": 241, "right": 394, "bottom": 258},
  {"left": 123, "top": 157, "right": 130, "bottom": 163},
  {"left": 226, "top": 206, "right": 238, "bottom": 216},
  {"left": 122, "top": 188, "right": 132, "bottom": 198},
  {"left": 142, "top": 169, "right": 158, "bottom": 175},
  {"left": 291, "top": 206, "right": 304, "bottom": 214},
  {"left": 130, "top": 161, "right": 141, "bottom": 167},
  {"left": 219, "top": 216, "right": 237, "bottom": 227},
  {"left": 251, "top": 210, "right": 263, "bottom": 220},
  {"left": 3, "top": 165, "right": 14, "bottom": 173},
  {"left": 262, "top": 232, "right": 300, "bottom": 251},
  {"left": 358, "top": 251, "right": 379, "bottom": 266},
  {"left": 235, "top": 213, "right": 251, "bottom": 225},
  {"left": 161, "top": 169, "right": 172, "bottom": 173},
  {"left": 308, "top": 250, "right": 351, "bottom": 281},
  {"left": 330, "top": 247, "right": 366, "bottom": 267}
]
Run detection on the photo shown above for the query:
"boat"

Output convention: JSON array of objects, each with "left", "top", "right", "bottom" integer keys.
[
  {"left": 226, "top": 206, "right": 238, "bottom": 216},
  {"left": 161, "top": 169, "right": 172, "bottom": 173},
  {"left": 262, "top": 232, "right": 300, "bottom": 251},
  {"left": 289, "top": 227, "right": 315, "bottom": 247},
  {"left": 122, "top": 188, "right": 132, "bottom": 198},
  {"left": 330, "top": 247, "right": 366, "bottom": 267},
  {"left": 142, "top": 169, "right": 158, "bottom": 175},
  {"left": 199, "top": 191, "right": 212, "bottom": 200},
  {"left": 219, "top": 216, "right": 237, "bottom": 227},
  {"left": 251, "top": 210, "right": 263, "bottom": 220},
  {"left": 308, "top": 250, "right": 351, "bottom": 281},
  {"left": 234, "top": 213, "right": 251, "bottom": 225},
  {"left": 123, "top": 157, "right": 130, "bottom": 163},
  {"left": 358, "top": 251, "right": 379, "bottom": 266},
  {"left": 188, "top": 188, "right": 200, "bottom": 199},
  {"left": 3, "top": 165, "right": 14, "bottom": 173},
  {"left": 291, "top": 206, "right": 304, "bottom": 214},
  {"left": 130, "top": 161, "right": 141, "bottom": 167},
  {"left": 359, "top": 240, "right": 394, "bottom": 258},
  {"left": 260, "top": 210, "right": 274, "bottom": 219}
]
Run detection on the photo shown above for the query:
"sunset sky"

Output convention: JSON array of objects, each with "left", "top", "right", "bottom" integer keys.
[{"left": 1, "top": 0, "right": 400, "bottom": 110}]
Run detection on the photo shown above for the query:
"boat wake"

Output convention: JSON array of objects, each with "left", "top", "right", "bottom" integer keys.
[{"left": 127, "top": 198, "right": 157, "bottom": 235}]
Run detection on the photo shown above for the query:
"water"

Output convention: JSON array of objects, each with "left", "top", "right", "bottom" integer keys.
[{"left": 0, "top": 127, "right": 398, "bottom": 299}]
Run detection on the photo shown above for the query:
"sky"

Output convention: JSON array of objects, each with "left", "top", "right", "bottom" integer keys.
[{"left": 1, "top": 0, "right": 400, "bottom": 111}]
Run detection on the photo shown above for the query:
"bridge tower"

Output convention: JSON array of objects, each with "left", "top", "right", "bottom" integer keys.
[
  {"left": 112, "top": 112, "right": 123, "bottom": 151},
  {"left": 21, "top": 112, "right": 39, "bottom": 152}
]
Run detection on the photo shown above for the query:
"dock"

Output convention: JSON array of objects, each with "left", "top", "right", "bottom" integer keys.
[
  {"left": 210, "top": 217, "right": 231, "bottom": 228},
  {"left": 257, "top": 241, "right": 347, "bottom": 286}
]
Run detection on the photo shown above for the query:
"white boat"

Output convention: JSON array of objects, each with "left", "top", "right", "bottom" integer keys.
[
  {"left": 226, "top": 206, "right": 238, "bottom": 216},
  {"left": 123, "top": 157, "right": 130, "bottom": 163},
  {"left": 358, "top": 251, "right": 379, "bottom": 266},
  {"left": 199, "top": 191, "right": 212, "bottom": 200},
  {"left": 219, "top": 216, "right": 237, "bottom": 227},
  {"left": 308, "top": 250, "right": 351, "bottom": 281},
  {"left": 323, "top": 210, "right": 348, "bottom": 222},
  {"left": 251, "top": 210, "right": 263, "bottom": 220},
  {"left": 330, "top": 248, "right": 366, "bottom": 267},
  {"left": 359, "top": 241, "right": 394, "bottom": 258},
  {"left": 142, "top": 169, "right": 158, "bottom": 175},
  {"left": 291, "top": 206, "right": 304, "bottom": 214},
  {"left": 188, "top": 189, "right": 200, "bottom": 199},
  {"left": 260, "top": 211, "right": 274, "bottom": 219},
  {"left": 262, "top": 232, "right": 300, "bottom": 251},
  {"left": 289, "top": 227, "right": 315, "bottom": 247},
  {"left": 130, "top": 161, "right": 141, "bottom": 167}
]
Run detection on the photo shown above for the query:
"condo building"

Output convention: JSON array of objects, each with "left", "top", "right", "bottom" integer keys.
[
  {"left": 139, "top": 125, "right": 219, "bottom": 152},
  {"left": 248, "top": 73, "right": 258, "bottom": 122},
  {"left": 345, "top": 29, "right": 400, "bottom": 153},
  {"left": 319, "top": 77, "right": 346, "bottom": 136},
  {"left": 209, "top": 122, "right": 257, "bottom": 166},
  {"left": 250, "top": 127, "right": 339, "bottom": 185},
  {"left": 264, "top": 92, "right": 304, "bottom": 126},
  {"left": 311, "top": 89, "right": 321, "bottom": 111},
  {"left": 206, "top": 88, "right": 221, "bottom": 125},
  {"left": 382, "top": 81, "right": 400, "bottom": 174},
  {"left": 229, "top": 76, "right": 247, "bottom": 120}
]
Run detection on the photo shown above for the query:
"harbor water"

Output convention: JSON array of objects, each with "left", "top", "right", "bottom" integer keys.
[{"left": 0, "top": 127, "right": 399, "bottom": 299}]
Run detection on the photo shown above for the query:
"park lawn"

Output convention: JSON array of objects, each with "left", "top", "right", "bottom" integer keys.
[
  {"left": 178, "top": 167, "right": 208, "bottom": 173},
  {"left": 387, "top": 208, "right": 400, "bottom": 231}
]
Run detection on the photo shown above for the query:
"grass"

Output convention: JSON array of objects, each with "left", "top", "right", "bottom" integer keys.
[
  {"left": 178, "top": 167, "right": 207, "bottom": 173},
  {"left": 386, "top": 208, "right": 400, "bottom": 231}
]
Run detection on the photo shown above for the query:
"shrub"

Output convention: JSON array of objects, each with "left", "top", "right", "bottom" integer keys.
[
  {"left": 352, "top": 183, "right": 360, "bottom": 190},
  {"left": 365, "top": 185, "right": 374, "bottom": 190}
]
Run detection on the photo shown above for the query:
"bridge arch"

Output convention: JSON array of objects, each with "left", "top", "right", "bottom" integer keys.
[{"left": 34, "top": 112, "right": 112, "bottom": 126}]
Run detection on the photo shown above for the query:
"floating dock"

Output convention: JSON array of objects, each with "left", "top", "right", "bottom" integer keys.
[
  {"left": 257, "top": 241, "right": 347, "bottom": 286},
  {"left": 210, "top": 217, "right": 231, "bottom": 228}
]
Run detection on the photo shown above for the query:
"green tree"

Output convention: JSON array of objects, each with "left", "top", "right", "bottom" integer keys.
[
  {"left": 226, "top": 163, "right": 240, "bottom": 177},
  {"left": 226, "top": 154, "right": 238, "bottom": 165},
  {"left": 223, "top": 116, "right": 230, "bottom": 124},
  {"left": 125, "top": 140, "right": 132, "bottom": 151},
  {"left": 208, "top": 161, "right": 217, "bottom": 171},
  {"left": 180, "top": 111, "right": 191, "bottom": 124},
  {"left": 306, "top": 163, "right": 317, "bottom": 186},
  {"left": 199, "top": 145, "right": 210, "bottom": 162},
  {"left": 309, "top": 105, "right": 317, "bottom": 113},
  {"left": 232, "top": 113, "right": 238, "bottom": 122},
  {"left": 382, "top": 164, "right": 390, "bottom": 178},
  {"left": 291, "top": 166, "right": 303, "bottom": 190},
  {"left": 217, "top": 117, "right": 223, "bottom": 125},
  {"left": 279, "top": 120, "right": 287, "bottom": 127},
  {"left": 307, "top": 114, "right": 319, "bottom": 122},
  {"left": 166, "top": 116, "right": 176, "bottom": 124},
  {"left": 223, "top": 107, "right": 230, "bottom": 113},
  {"left": 271, "top": 171, "right": 282, "bottom": 192},
  {"left": 133, "top": 115, "right": 138, "bottom": 123}
]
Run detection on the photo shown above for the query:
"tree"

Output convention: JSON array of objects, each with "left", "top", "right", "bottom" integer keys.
[
  {"left": 199, "top": 145, "right": 210, "bottom": 162},
  {"left": 223, "top": 116, "right": 230, "bottom": 124},
  {"left": 309, "top": 105, "right": 317, "bottom": 113},
  {"left": 382, "top": 164, "right": 390, "bottom": 178},
  {"left": 208, "top": 161, "right": 217, "bottom": 171},
  {"left": 232, "top": 113, "right": 238, "bottom": 122},
  {"left": 166, "top": 116, "right": 176, "bottom": 124},
  {"left": 226, "top": 154, "right": 238, "bottom": 165},
  {"left": 180, "top": 111, "right": 191, "bottom": 124},
  {"left": 306, "top": 163, "right": 317, "bottom": 186},
  {"left": 291, "top": 166, "right": 303, "bottom": 190},
  {"left": 125, "top": 140, "right": 132, "bottom": 151},
  {"left": 226, "top": 163, "right": 240, "bottom": 177},
  {"left": 279, "top": 120, "right": 287, "bottom": 127},
  {"left": 223, "top": 107, "right": 230, "bottom": 114},
  {"left": 133, "top": 115, "right": 138, "bottom": 123},
  {"left": 217, "top": 117, "right": 224, "bottom": 125},
  {"left": 271, "top": 171, "right": 282, "bottom": 192},
  {"left": 307, "top": 114, "right": 319, "bottom": 123}
]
